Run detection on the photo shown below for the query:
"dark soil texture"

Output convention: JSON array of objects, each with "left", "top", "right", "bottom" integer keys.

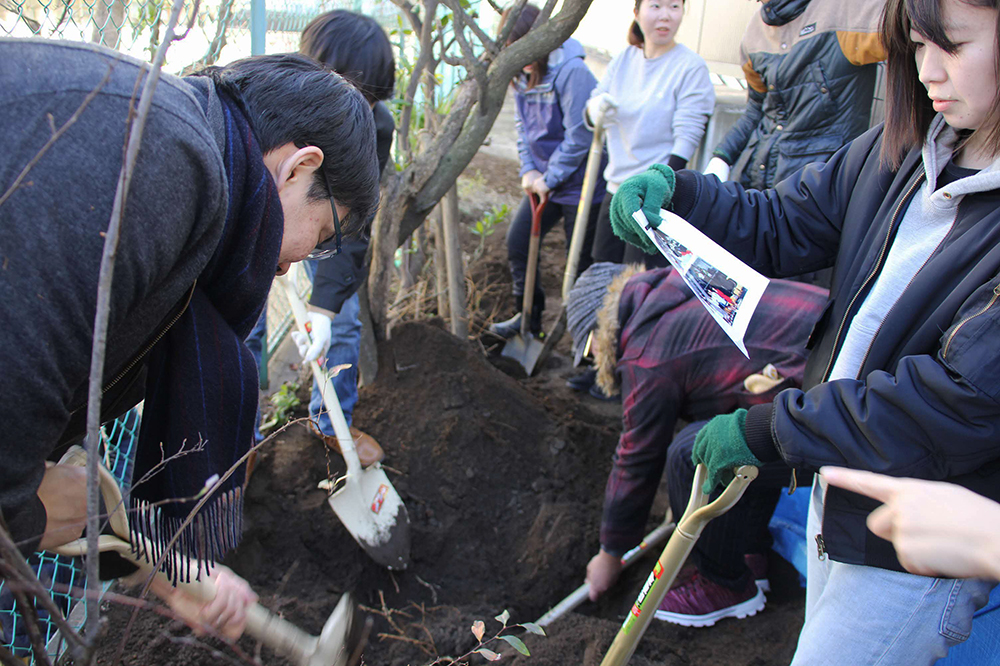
[
  {"left": 95, "top": 319, "right": 804, "bottom": 666},
  {"left": 92, "top": 151, "right": 804, "bottom": 665}
]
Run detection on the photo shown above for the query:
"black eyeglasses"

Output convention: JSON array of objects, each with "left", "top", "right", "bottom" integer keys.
[{"left": 306, "top": 174, "right": 342, "bottom": 260}]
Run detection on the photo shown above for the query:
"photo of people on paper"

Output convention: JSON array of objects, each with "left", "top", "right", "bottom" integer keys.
[{"left": 634, "top": 209, "right": 770, "bottom": 357}]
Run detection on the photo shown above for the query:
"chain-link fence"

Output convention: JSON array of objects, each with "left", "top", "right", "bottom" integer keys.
[{"left": 0, "top": 408, "right": 142, "bottom": 663}]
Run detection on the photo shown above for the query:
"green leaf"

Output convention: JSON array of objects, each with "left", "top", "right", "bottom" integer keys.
[
  {"left": 475, "top": 648, "right": 501, "bottom": 661},
  {"left": 495, "top": 609, "right": 510, "bottom": 626},
  {"left": 520, "top": 622, "right": 546, "bottom": 636},
  {"left": 500, "top": 635, "right": 530, "bottom": 656}
]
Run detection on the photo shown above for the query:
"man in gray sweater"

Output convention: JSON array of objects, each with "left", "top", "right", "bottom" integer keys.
[{"left": 0, "top": 38, "right": 380, "bottom": 635}]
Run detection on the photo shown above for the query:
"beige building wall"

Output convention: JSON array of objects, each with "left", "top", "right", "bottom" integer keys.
[{"left": 573, "top": 0, "right": 761, "bottom": 78}]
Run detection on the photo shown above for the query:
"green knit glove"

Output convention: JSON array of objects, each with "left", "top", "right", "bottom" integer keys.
[
  {"left": 609, "top": 164, "right": 676, "bottom": 255},
  {"left": 692, "top": 410, "right": 763, "bottom": 494}
]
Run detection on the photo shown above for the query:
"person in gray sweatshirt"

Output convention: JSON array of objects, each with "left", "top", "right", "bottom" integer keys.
[
  {"left": 0, "top": 38, "right": 379, "bottom": 638},
  {"left": 584, "top": 0, "right": 715, "bottom": 268}
]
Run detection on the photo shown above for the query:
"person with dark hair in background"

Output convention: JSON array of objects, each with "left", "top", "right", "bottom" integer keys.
[
  {"left": 487, "top": 3, "right": 607, "bottom": 339},
  {"left": 609, "top": 0, "right": 1000, "bottom": 660},
  {"left": 246, "top": 10, "right": 395, "bottom": 466},
  {"left": 584, "top": 0, "right": 714, "bottom": 268},
  {"left": 0, "top": 39, "right": 379, "bottom": 638}
]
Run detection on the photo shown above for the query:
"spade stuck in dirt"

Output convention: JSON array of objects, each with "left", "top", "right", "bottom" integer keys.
[
  {"left": 535, "top": 118, "right": 607, "bottom": 372},
  {"left": 501, "top": 191, "right": 549, "bottom": 374},
  {"left": 278, "top": 271, "right": 411, "bottom": 570}
]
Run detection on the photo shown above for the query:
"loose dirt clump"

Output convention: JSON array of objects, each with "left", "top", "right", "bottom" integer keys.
[{"left": 95, "top": 321, "right": 803, "bottom": 666}]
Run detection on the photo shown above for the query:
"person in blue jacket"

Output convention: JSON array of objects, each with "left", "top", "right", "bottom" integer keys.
[{"left": 489, "top": 3, "right": 607, "bottom": 338}]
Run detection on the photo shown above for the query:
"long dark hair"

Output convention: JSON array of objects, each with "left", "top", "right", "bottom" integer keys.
[
  {"left": 300, "top": 10, "right": 396, "bottom": 104},
  {"left": 500, "top": 4, "right": 547, "bottom": 90},
  {"left": 880, "top": 0, "right": 1000, "bottom": 166},
  {"left": 628, "top": 0, "right": 685, "bottom": 47}
]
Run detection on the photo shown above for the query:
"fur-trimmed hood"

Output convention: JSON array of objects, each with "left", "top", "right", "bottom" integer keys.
[{"left": 593, "top": 264, "right": 645, "bottom": 396}]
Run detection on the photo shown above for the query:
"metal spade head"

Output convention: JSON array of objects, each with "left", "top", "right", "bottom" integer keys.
[
  {"left": 500, "top": 332, "right": 546, "bottom": 375},
  {"left": 326, "top": 462, "right": 411, "bottom": 570}
]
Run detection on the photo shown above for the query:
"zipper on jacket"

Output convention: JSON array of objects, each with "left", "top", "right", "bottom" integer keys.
[
  {"left": 815, "top": 534, "right": 827, "bottom": 561},
  {"left": 69, "top": 282, "right": 197, "bottom": 414},
  {"left": 942, "top": 283, "right": 1000, "bottom": 359},
  {"left": 821, "top": 174, "right": 926, "bottom": 382}
]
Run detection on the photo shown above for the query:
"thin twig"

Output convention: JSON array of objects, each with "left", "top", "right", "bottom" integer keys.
[
  {"left": 495, "top": 0, "right": 528, "bottom": 50},
  {"left": 86, "top": 0, "right": 189, "bottom": 642}
]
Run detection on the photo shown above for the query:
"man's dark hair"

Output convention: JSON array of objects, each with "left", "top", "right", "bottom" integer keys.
[
  {"left": 499, "top": 4, "right": 547, "bottom": 90},
  {"left": 880, "top": 0, "right": 1000, "bottom": 167},
  {"left": 300, "top": 10, "right": 396, "bottom": 104},
  {"left": 203, "top": 53, "right": 380, "bottom": 241}
]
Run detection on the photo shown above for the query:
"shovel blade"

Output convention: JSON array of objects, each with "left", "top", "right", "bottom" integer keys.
[
  {"left": 501, "top": 333, "right": 546, "bottom": 376},
  {"left": 328, "top": 464, "right": 411, "bottom": 570}
]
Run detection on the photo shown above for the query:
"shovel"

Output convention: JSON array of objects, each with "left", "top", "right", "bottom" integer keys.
[
  {"left": 535, "top": 511, "right": 675, "bottom": 628},
  {"left": 53, "top": 445, "right": 369, "bottom": 666},
  {"left": 277, "top": 271, "right": 411, "bottom": 570},
  {"left": 600, "top": 464, "right": 758, "bottom": 666},
  {"left": 535, "top": 118, "right": 606, "bottom": 371},
  {"left": 501, "top": 191, "right": 548, "bottom": 374}
]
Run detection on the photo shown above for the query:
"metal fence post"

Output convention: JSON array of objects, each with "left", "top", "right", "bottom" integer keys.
[{"left": 251, "top": 0, "right": 266, "bottom": 55}]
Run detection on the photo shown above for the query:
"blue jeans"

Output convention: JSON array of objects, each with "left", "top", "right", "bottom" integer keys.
[
  {"left": 246, "top": 309, "right": 268, "bottom": 444},
  {"left": 790, "top": 478, "right": 995, "bottom": 665},
  {"left": 307, "top": 290, "right": 361, "bottom": 435}
]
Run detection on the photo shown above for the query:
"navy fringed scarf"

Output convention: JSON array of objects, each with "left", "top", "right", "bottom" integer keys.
[{"left": 130, "top": 89, "right": 282, "bottom": 580}]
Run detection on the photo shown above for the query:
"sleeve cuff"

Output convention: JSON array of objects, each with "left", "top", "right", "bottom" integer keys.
[
  {"left": 744, "top": 403, "right": 781, "bottom": 463},
  {"left": 4, "top": 495, "right": 47, "bottom": 556},
  {"left": 711, "top": 149, "right": 733, "bottom": 165},
  {"left": 670, "top": 169, "right": 700, "bottom": 218},
  {"left": 601, "top": 545, "right": 628, "bottom": 559}
]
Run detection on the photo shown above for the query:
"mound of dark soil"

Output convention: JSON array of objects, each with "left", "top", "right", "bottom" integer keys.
[{"left": 94, "top": 322, "right": 803, "bottom": 666}]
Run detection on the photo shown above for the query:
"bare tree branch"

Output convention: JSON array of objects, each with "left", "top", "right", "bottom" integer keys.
[
  {"left": 397, "top": 0, "right": 439, "bottom": 156},
  {"left": 495, "top": 0, "right": 528, "bottom": 49},
  {"left": 386, "top": 0, "right": 423, "bottom": 35},
  {"left": 84, "top": 0, "right": 189, "bottom": 639},
  {"left": 537, "top": 0, "right": 558, "bottom": 23},
  {"left": 484, "top": 0, "right": 503, "bottom": 15},
  {"left": 441, "top": 0, "right": 497, "bottom": 55},
  {"left": 442, "top": 0, "right": 489, "bottom": 108}
]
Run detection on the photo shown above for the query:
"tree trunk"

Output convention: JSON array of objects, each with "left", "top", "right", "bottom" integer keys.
[
  {"left": 92, "top": 0, "right": 123, "bottom": 47},
  {"left": 441, "top": 185, "right": 468, "bottom": 339},
  {"left": 433, "top": 205, "right": 448, "bottom": 318}
]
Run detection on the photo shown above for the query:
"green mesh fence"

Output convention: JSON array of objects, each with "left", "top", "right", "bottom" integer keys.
[{"left": 0, "top": 408, "right": 142, "bottom": 664}]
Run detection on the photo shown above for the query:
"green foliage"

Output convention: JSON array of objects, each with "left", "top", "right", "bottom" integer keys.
[
  {"left": 430, "top": 609, "right": 545, "bottom": 665},
  {"left": 259, "top": 381, "right": 301, "bottom": 434},
  {"left": 470, "top": 204, "right": 508, "bottom": 261}
]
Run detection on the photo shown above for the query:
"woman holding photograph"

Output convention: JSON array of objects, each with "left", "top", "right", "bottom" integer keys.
[
  {"left": 584, "top": 0, "right": 715, "bottom": 268},
  {"left": 608, "top": 0, "right": 1000, "bottom": 660}
]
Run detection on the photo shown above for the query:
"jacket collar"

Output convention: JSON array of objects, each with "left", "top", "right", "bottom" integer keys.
[
  {"left": 922, "top": 114, "right": 1000, "bottom": 197},
  {"left": 760, "top": 0, "right": 811, "bottom": 26}
]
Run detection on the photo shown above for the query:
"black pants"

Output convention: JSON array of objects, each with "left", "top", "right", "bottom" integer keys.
[
  {"left": 590, "top": 192, "right": 668, "bottom": 268},
  {"left": 506, "top": 195, "right": 600, "bottom": 308},
  {"left": 666, "top": 421, "right": 803, "bottom": 591}
]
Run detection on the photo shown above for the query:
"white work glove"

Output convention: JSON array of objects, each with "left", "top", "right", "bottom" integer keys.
[
  {"left": 290, "top": 311, "right": 332, "bottom": 364},
  {"left": 586, "top": 92, "right": 617, "bottom": 128},
  {"left": 704, "top": 157, "right": 732, "bottom": 182}
]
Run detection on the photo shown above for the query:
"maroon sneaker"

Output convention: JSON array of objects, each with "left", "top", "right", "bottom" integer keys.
[
  {"left": 653, "top": 572, "right": 765, "bottom": 627},
  {"left": 744, "top": 553, "right": 771, "bottom": 593}
]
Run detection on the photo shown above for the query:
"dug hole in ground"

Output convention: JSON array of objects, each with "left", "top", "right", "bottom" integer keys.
[{"left": 95, "top": 97, "right": 805, "bottom": 666}]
